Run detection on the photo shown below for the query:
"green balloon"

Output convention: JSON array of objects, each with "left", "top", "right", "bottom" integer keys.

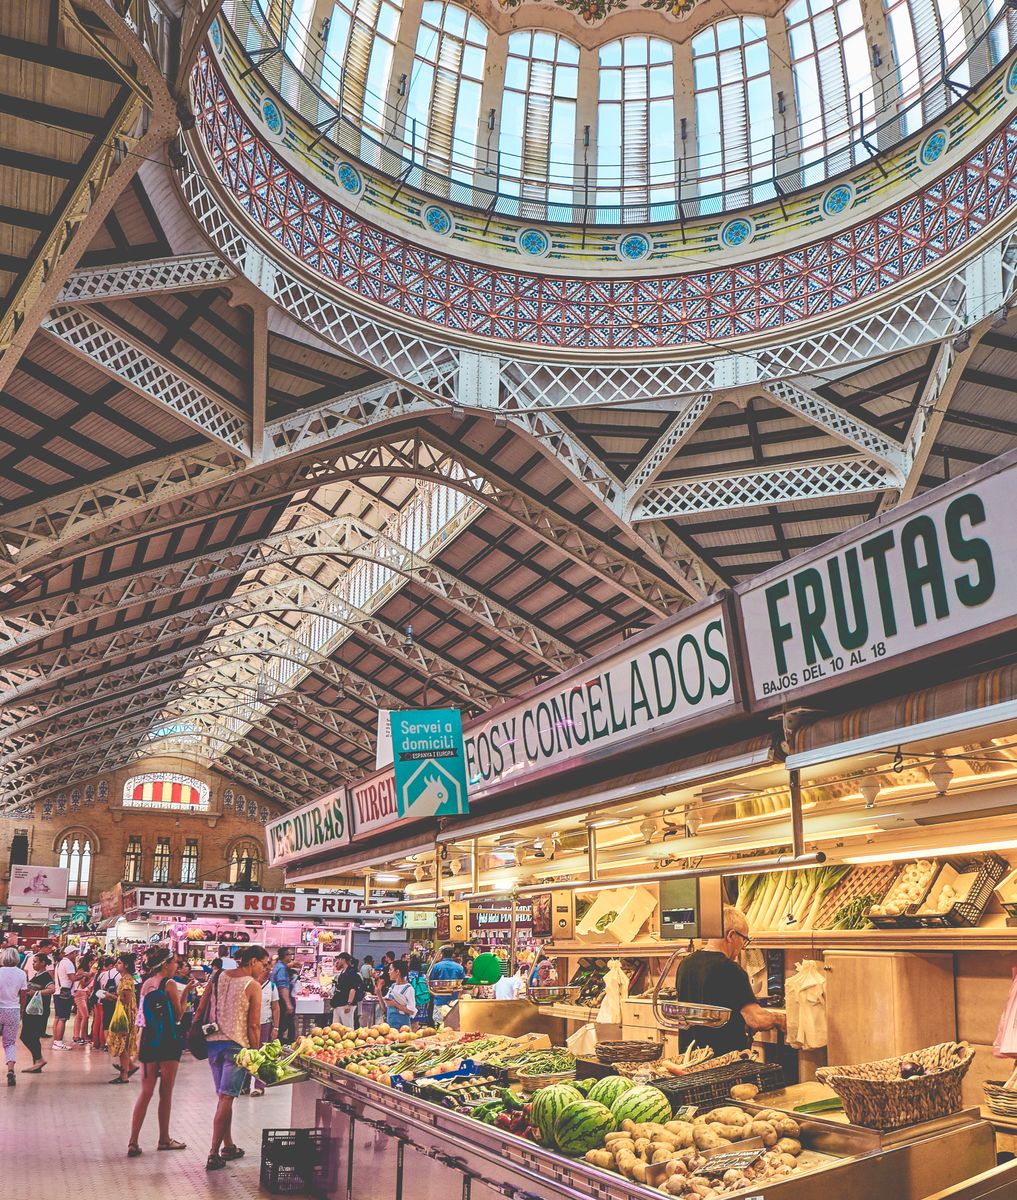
[{"left": 466, "top": 952, "right": 503, "bottom": 985}]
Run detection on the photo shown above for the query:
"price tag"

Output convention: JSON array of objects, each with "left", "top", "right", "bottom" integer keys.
[
  {"left": 673, "top": 1105, "right": 698, "bottom": 1121},
  {"left": 694, "top": 1148, "right": 765, "bottom": 1179}
]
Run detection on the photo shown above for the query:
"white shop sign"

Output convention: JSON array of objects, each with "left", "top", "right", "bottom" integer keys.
[
  {"left": 123, "top": 886, "right": 371, "bottom": 920},
  {"left": 738, "top": 452, "right": 1017, "bottom": 704},
  {"left": 264, "top": 787, "right": 350, "bottom": 868},
  {"left": 349, "top": 600, "right": 738, "bottom": 838},
  {"left": 8, "top": 865, "right": 69, "bottom": 909}
]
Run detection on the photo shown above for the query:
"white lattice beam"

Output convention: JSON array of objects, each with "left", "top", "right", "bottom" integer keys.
[
  {"left": 621, "top": 395, "right": 715, "bottom": 510},
  {"left": 58, "top": 255, "right": 235, "bottom": 302},
  {"left": 633, "top": 458, "right": 898, "bottom": 519},
  {"left": 41, "top": 306, "right": 251, "bottom": 455},
  {"left": 762, "top": 381, "right": 909, "bottom": 479}
]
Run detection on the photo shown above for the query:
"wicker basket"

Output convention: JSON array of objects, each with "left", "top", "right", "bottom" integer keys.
[
  {"left": 517, "top": 1069, "right": 577, "bottom": 1093},
  {"left": 595, "top": 1040, "right": 663, "bottom": 1065},
  {"left": 816, "top": 1041, "right": 974, "bottom": 1131},
  {"left": 984, "top": 1081, "right": 1017, "bottom": 1118}
]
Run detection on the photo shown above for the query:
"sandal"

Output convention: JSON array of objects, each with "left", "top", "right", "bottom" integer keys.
[
  {"left": 128, "top": 1066, "right": 139, "bottom": 1077},
  {"left": 158, "top": 1139, "right": 186, "bottom": 1151},
  {"left": 222, "top": 1145, "right": 245, "bottom": 1161},
  {"left": 23, "top": 1064, "right": 46, "bottom": 1073},
  {"left": 127, "top": 1143, "right": 142, "bottom": 1158},
  {"left": 108, "top": 1076, "right": 129, "bottom": 1084},
  {"left": 206, "top": 1154, "right": 227, "bottom": 1171}
]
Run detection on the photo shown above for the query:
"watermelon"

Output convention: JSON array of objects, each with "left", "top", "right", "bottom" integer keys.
[
  {"left": 554, "top": 1100, "right": 617, "bottom": 1156},
  {"left": 588, "top": 1074, "right": 636, "bottom": 1109},
  {"left": 611, "top": 1084, "right": 672, "bottom": 1126},
  {"left": 530, "top": 1083, "right": 583, "bottom": 1144},
  {"left": 573, "top": 1076, "right": 597, "bottom": 1097}
]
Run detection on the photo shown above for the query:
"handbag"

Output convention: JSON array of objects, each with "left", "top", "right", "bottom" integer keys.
[
  {"left": 187, "top": 974, "right": 218, "bottom": 1061},
  {"left": 26, "top": 990, "right": 44, "bottom": 1017}
]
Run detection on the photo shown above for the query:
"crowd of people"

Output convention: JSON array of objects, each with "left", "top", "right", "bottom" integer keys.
[{"left": 325, "top": 945, "right": 468, "bottom": 1031}]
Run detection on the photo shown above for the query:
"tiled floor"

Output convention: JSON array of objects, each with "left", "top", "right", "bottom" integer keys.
[{"left": 2, "top": 1035, "right": 292, "bottom": 1197}]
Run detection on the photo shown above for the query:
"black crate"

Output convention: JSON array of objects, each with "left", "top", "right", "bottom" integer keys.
[
  {"left": 261, "top": 1128, "right": 331, "bottom": 1196},
  {"left": 648, "top": 1060, "right": 785, "bottom": 1111}
]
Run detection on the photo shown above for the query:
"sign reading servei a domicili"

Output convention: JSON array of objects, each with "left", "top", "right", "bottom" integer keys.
[
  {"left": 264, "top": 786, "right": 350, "bottom": 869},
  {"left": 348, "top": 599, "right": 739, "bottom": 839},
  {"left": 738, "top": 451, "right": 1015, "bottom": 705}
]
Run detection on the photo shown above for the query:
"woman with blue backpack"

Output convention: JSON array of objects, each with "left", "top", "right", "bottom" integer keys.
[{"left": 126, "top": 947, "right": 193, "bottom": 1158}]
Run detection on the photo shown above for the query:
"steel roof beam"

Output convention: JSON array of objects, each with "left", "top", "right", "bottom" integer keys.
[{"left": 58, "top": 255, "right": 236, "bottom": 302}]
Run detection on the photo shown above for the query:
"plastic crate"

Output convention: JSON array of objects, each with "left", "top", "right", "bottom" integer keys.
[
  {"left": 863, "top": 860, "right": 939, "bottom": 928},
  {"left": 913, "top": 853, "right": 1008, "bottom": 927},
  {"left": 261, "top": 1128, "right": 331, "bottom": 1196},
  {"left": 647, "top": 1060, "right": 785, "bottom": 1111}
]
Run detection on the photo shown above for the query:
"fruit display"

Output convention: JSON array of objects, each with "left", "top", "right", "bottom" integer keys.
[
  {"left": 531, "top": 1083, "right": 585, "bottom": 1144},
  {"left": 610, "top": 1084, "right": 673, "bottom": 1127},
  {"left": 582, "top": 1104, "right": 816, "bottom": 1195},
  {"left": 587, "top": 1075, "right": 637, "bottom": 1108},
  {"left": 554, "top": 1100, "right": 617, "bottom": 1155}
]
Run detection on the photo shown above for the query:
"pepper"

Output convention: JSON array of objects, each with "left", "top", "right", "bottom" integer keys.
[{"left": 502, "top": 1088, "right": 525, "bottom": 1112}]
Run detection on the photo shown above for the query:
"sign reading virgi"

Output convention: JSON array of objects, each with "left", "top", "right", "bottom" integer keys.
[{"left": 739, "top": 456, "right": 1013, "bottom": 703}]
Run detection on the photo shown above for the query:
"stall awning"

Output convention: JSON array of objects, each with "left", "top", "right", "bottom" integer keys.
[{"left": 787, "top": 663, "right": 1017, "bottom": 770}]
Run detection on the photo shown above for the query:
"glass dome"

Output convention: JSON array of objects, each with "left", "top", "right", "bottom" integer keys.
[{"left": 223, "top": 0, "right": 1016, "bottom": 223}]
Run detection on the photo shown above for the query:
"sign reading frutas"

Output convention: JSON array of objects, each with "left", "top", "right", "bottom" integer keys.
[
  {"left": 122, "top": 886, "right": 372, "bottom": 920},
  {"left": 464, "top": 605, "right": 734, "bottom": 798},
  {"left": 739, "top": 458, "right": 1011, "bottom": 702},
  {"left": 391, "top": 708, "right": 469, "bottom": 819},
  {"left": 264, "top": 787, "right": 349, "bottom": 868}
]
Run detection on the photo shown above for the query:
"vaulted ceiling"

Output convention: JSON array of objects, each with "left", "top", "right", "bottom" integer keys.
[{"left": 2, "top": 1, "right": 1017, "bottom": 814}]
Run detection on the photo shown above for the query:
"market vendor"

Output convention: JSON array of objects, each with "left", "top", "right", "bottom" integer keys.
[{"left": 675, "top": 905, "right": 785, "bottom": 1054}]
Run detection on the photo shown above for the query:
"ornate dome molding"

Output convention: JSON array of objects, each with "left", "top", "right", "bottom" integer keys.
[{"left": 192, "top": 45, "right": 1017, "bottom": 352}]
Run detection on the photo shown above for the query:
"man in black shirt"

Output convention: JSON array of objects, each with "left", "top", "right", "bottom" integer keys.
[
  {"left": 675, "top": 905, "right": 785, "bottom": 1054},
  {"left": 330, "top": 953, "right": 362, "bottom": 1029}
]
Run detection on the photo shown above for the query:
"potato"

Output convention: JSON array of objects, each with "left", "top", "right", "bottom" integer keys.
[
  {"left": 634, "top": 1137, "right": 653, "bottom": 1156},
  {"left": 693, "top": 1127, "right": 731, "bottom": 1152},
  {"left": 707, "top": 1107, "right": 750, "bottom": 1126},
  {"left": 666, "top": 1177, "right": 692, "bottom": 1196},
  {"left": 616, "top": 1151, "right": 638, "bottom": 1177},
  {"left": 631, "top": 1161, "right": 649, "bottom": 1184},
  {"left": 778, "top": 1153, "right": 799, "bottom": 1169},
  {"left": 584, "top": 1150, "right": 614, "bottom": 1169},
  {"left": 730, "top": 1083, "right": 760, "bottom": 1102},
  {"left": 775, "top": 1138, "right": 802, "bottom": 1157},
  {"left": 652, "top": 1149, "right": 676, "bottom": 1164},
  {"left": 775, "top": 1118, "right": 801, "bottom": 1138},
  {"left": 663, "top": 1121, "right": 695, "bottom": 1148},
  {"left": 748, "top": 1120, "right": 778, "bottom": 1146}
]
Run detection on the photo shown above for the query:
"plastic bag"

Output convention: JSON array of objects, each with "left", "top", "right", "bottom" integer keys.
[
  {"left": 596, "top": 958, "right": 629, "bottom": 1025},
  {"left": 785, "top": 959, "right": 827, "bottom": 1050},
  {"left": 567, "top": 1023, "right": 598, "bottom": 1056},
  {"left": 108, "top": 999, "right": 130, "bottom": 1037},
  {"left": 26, "top": 990, "right": 43, "bottom": 1017},
  {"left": 994, "top": 967, "right": 1017, "bottom": 1059}
]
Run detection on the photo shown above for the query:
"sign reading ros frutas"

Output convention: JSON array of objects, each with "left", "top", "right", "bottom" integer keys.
[
  {"left": 264, "top": 787, "right": 349, "bottom": 869},
  {"left": 739, "top": 453, "right": 1014, "bottom": 703}
]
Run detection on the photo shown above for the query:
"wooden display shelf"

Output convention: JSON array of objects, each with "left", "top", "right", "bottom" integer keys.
[
  {"left": 545, "top": 939, "right": 683, "bottom": 956},
  {"left": 539, "top": 1001, "right": 605, "bottom": 1021},
  {"left": 752, "top": 927, "right": 1017, "bottom": 951}
]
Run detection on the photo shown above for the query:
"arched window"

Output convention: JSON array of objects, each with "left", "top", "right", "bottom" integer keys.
[
  {"left": 597, "top": 37, "right": 676, "bottom": 213},
  {"left": 692, "top": 17, "right": 774, "bottom": 209},
  {"left": 228, "top": 840, "right": 263, "bottom": 886},
  {"left": 122, "top": 772, "right": 210, "bottom": 811},
  {"left": 58, "top": 831, "right": 93, "bottom": 898},
  {"left": 321, "top": 0, "right": 403, "bottom": 132},
  {"left": 500, "top": 31, "right": 579, "bottom": 204},
  {"left": 883, "top": 0, "right": 969, "bottom": 132},
  {"left": 786, "top": 0, "right": 874, "bottom": 184},
  {"left": 406, "top": 2, "right": 488, "bottom": 180}
]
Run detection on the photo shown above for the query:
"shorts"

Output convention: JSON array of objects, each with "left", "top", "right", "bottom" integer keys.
[
  {"left": 53, "top": 993, "right": 73, "bottom": 1020},
  {"left": 208, "top": 1039, "right": 247, "bottom": 1097}
]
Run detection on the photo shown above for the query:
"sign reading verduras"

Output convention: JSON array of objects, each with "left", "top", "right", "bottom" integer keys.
[
  {"left": 738, "top": 453, "right": 1017, "bottom": 703},
  {"left": 346, "top": 601, "right": 737, "bottom": 840},
  {"left": 264, "top": 788, "right": 350, "bottom": 869},
  {"left": 122, "top": 886, "right": 372, "bottom": 920},
  {"left": 391, "top": 708, "right": 468, "bottom": 819}
]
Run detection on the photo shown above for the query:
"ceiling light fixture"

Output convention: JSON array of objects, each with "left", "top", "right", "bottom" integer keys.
[
  {"left": 844, "top": 837, "right": 1017, "bottom": 865},
  {"left": 374, "top": 873, "right": 402, "bottom": 883}
]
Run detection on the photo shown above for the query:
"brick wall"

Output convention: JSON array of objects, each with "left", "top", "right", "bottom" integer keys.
[{"left": 0, "top": 756, "right": 286, "bottom": 905}]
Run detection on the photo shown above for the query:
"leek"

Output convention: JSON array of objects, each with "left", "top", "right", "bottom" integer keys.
[{"left": 803, "top": 866, "right": 852, "bottom": 930}]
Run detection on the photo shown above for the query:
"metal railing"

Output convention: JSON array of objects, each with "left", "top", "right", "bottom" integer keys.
[{"left": 216, "top": 0, "right": 1017, "bottom": 227}]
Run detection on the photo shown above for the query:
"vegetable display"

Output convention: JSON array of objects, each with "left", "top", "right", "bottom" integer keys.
[
  {"left": 738, "top": 866, "right": 851, "bottom": 932},
  {"left": 869, "top": 860, "right": 936, "bottom": 917},
  {"left": 235, "top": 1039, "right": 305, "bottom": 1084}
]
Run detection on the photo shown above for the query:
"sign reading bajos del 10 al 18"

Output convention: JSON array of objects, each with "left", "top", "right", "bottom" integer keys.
[{"left": 738, "top": 451, "right": 1017, "bottom": 705}]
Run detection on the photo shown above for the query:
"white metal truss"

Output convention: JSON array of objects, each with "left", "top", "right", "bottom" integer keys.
[
  {"left": 58, "top": 255, "right": 235, "bottom": 302},
  {"left": 762, "top": 380, "right": 909, "bottom": 479},
  {"left": 0, "top": 512, "right": 578, "bottom": 670},
  {"left": 621, "top": 395, "right": 715, "bottom": 511},
  {"left": 41, "top": 305, "right": 251, "bottom": 455},
  {"left": 633, "top": 459, "right": 898, "bottom": 520}
]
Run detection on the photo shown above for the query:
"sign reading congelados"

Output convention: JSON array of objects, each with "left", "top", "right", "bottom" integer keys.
[
  {"left": 346, "top": 602, "right": 737, "bottom": 839},
  {"left": 265, "top": 787, "right": 349, "bottom": 868},
  {"left": 465, "top": 603, "right": 735, "bottom": 798},
  {"left": 739, "top": 455, "right": 1014, "bottom": 703}
]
